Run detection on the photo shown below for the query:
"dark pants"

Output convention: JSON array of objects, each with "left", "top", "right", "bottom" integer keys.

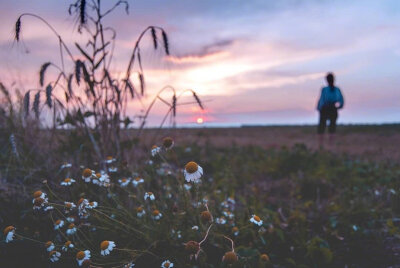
[{"left": 318, "top": 105, "right": 338, "bottom": 134}]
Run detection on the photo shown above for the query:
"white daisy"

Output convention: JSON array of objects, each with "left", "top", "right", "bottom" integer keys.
[
  {"left": 161, "top": 260, "right": 174, "bottom": 268},
  {"left": 183, "top": 161, "right": 203, "bottom": 183},
  {"left": 250, "top": 215, "right": 263, "bottom": 226},
  {"left": 151, "top": 145, "right": 161, "bottom": 157},
  {"left": 64, "top": 202, "right": 76, "bottom": 212},
  {"left": 54, "top": 219, "right": 64, "bottom": 230},
  {"left": 136, "top": 207, "right": 146, "bottom": 218},
  {"left": 45, "top": 241, "right": 55, "bottom": 252},
  {"left": 66, "top": 223, "right": 77, "bottom": 235},
  {"left": 60, "top": 162, "right": 72, "bottom": 169},
  {"left": 3, "top": 226, "right": 15, "bottom": 243},
  {"left": 82, "top": 168, "right": 94, "bottom": 183},
  {"left": 60, "top": 178, "right": 76, "bottom": 186},
  {"left": 76, "top": 250, "right": 91, "bottom": 266},
  {"left": 152, "top": 210, "right": 162, "bottom": 220},
  {"left": 118, "top": 177, "right": 131, "bottom": 187},
  {"left": 144, "top": 192, "right": 155, "bottom": 201},
  {"left": 49, "top": 250, "right": 61, "bottom": 262},
  {"left": 108, "top": 166, "right": 118, "bottom": 173},
  {"left": 87, "top": 201, "right": 98, "bottom": 209},
  {"left": 132, "top": 177, "right": 144, "bottom": 187},
  {"left": 105, "top": 156, "right": 116, "bottom": 164},
  {"left": 216, "top": 217, "right": 227, "bottom": 225},
  {"left": 100, "top": 240, "right": 116, "bottom": 256},
  {"left": 62, "top": 241, "right": 74, "bottom": 251}
]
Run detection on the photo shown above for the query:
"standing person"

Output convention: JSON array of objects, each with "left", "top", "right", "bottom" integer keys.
[{"left": 317, "top": 72, "right": 344, "bottom": 147}]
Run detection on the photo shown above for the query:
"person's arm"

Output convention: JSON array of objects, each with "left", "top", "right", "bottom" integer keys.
[
  {"left": 317, "top": 88, "right": 325, "bottom": 111},
  {"left": 337, "top": 88, "right": 344, "bottom": 109}
]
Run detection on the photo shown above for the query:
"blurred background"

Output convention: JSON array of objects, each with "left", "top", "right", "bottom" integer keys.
[{"left": 1, "top": 0, "right": 399, "bottom": 127}]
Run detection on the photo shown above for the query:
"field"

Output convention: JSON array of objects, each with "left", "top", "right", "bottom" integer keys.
[{"left": 1, "top": 125, "right": 400, "bottom": 268}]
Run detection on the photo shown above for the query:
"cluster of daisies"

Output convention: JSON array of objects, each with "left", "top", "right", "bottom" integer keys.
[{"left": 3, "top": 137, "right": 271, "bottom": 267}]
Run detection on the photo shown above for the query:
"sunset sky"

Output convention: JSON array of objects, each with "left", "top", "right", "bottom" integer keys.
[{"left": 1, "top": 0, "right": 400, "bottom": 127}]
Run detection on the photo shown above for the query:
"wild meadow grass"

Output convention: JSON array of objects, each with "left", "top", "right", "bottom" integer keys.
[{"left": 1, "top": 140, "right": 400, "bottom": 267}]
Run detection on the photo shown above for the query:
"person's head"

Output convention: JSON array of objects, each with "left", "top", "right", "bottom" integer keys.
[{"left": 326, "top": 72, "right": 335, "bottom": 87}]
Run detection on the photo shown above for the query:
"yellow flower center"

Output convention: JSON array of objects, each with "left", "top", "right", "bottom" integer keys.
[
  {"left": 164, "top": 262, "right": 170, "bottom": 268},
  {"left": 152, "top": 145, "right": 158, "bottom": 150},
  {"left": 147, "top": 192, "right": 153, "bottom": 196},
  {"left": 68, "top": 223, "right": 75, "bottom": 229},
  {"left": 96, "top": 173, "right": 102, "bottom": 178},
  {"left": 185, "top": 161, "right": 198, "bottom": 174},
  {"left": 65, "top": 178, "right": 71, "bottom": 183},
  {"left": 65, "top": 241, "right": 71, "bottom": 246},
  {"left": 65, "top": 203, "right": 72, "bottom": 208},
  {"left": 107, "top": 156, "right": 113, "bottom": 160},
  {"left": 55, "top": 220, "right": 62, "bottom": 225},
  {"left": 89, "top": 202, "right": 95, "bottom": 206},
  {"left": 137, "top": 207, "right": 143, "bottom": 212},
  {"left": 201, "top": 211, "right": 212, "bottom": 222},
  {"left": 163, "top": 137, "right": 173, "bottom": 148},
  {"left": 223, "top": 251, "right": 238, "bottom": 264},
  {"left": 34, "top": 197, "right": 44, "bottom": 206},
  {"left": 82, "top": 168, "right": 92, "bottom": 178},
  {"left": 100, "top": 241, "right": 109, "bottom": 250},
  {"left": 3, "top": 226, "right": 14, "bottom": 235},
  {"left": 152, "top": 209, "right": 160, "bottom": 216},
  {"left": 121, "top": 178, "right": 127, "bottom": 182},
  {"left": 45, "top": 241, "right": 53, "bottom": 248},
  {"left": 33, "top": 190, "right": 42, "bottom": 198},
  {"left": 232, "top": 227, "right": 239, "bottom": 232},
  {"left": 253, "top": 215, "right": 261, "bottom": 222},
  {"left": 260, "top": 253, "right": 270, "bottom": 261},
  {"left": 76, "top": 251, "right": 85, "bottom": 260}
]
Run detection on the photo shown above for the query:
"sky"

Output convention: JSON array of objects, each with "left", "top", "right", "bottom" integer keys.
[{"left": 1, "top": 0, "right": 400, "bottom": 127}]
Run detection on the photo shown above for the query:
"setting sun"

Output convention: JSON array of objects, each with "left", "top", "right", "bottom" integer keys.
[{"left": 196, "top": 117, "right": 204, "bottom": 124}]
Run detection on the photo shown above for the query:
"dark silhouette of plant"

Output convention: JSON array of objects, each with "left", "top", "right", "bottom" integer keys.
[{"left": 13, "top": 0, "right": 204, "bottom": 161}]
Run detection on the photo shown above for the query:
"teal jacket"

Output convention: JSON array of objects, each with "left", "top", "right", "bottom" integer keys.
[{"left": 317, "top": 86, "right": 344, "bottom": 111}]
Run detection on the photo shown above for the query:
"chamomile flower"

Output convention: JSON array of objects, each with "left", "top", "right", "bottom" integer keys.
[
  {"left": 215, "top": 217, "right": 227, "bottom": 225},
  {"left": 60, "top": 162, "right": 72, "bottom": 169},
  {"left": 54, "top": 219, "right": 64, "bottom": 230},
  {"left": 100, "top": 240, "right": 116, "bottom": 256},
  {"left": 33, "top": 197, "right": 47, "bottom": 210},
  {"left": 49, "top": 250, "right": 61, "bottom": 262},
  {"left": 3, "top": 226, "right": 15, "bottom": 243},
  {"left": 66, "top": 216, "right": 76, "bottom": 223},
  {"left": 232, "top": 226, "right": 239, "bottom": 236},
  {"left": 105, "top": 156, "right": 116, "bottom": 164},
  {"left": 151, "top": 145, "right": 161, "bottom": 157},
  {"left": 144, "top": 192, "right": 155, "bottom": 201},
  {"left": 87, "top": 201, "right": 98, "bottom": 209},
  {"left": 161, "top": 260, "right": 174, "bottom": 268},
  {"left": 152, "top": 209, "right": 163, "bottom": 220},
  {"left": 192, "top": 225, "right": 199, "bottom": 231},
  {"left": 250, "top": 215, "right": 263, "bottom": 226},
  {"left": 45, "top": 241, "right": 55, "bottom": 252},
  {"left": 82, "top": 168, "right": 94, "bottom": 183},
  {"left": 66, "top": 223, "right": 77, "bottom": 235},
  {"left": 108, "top": 166, "right": 118, "bottom": 173},
  {"left": 62, "top": 241, "right": 74, "bottom": 251},
  {"left": 64, "top": 202, "right": 76, "bottom": 212},
  {"left": 32, "top": 190, "right": 48, "bottom": 203},
  {"left": 136, "top": 207, "right": 146, "bottom": 218},
  {"left": 162, "top": 137, "right": 174, "bottom": 150},
  {"left": 76, "top": 250, "right": 91, "bottom": 266},
  {"left": 184, "top": 161, "right": 203, "bottom": 183},
  {"left": 118, "top": 177, "right": 131, "bottom": 187},
  {"left": 223, "top": 211, "right": 235, "bottom": 219},
  {"left": 61, "top": 178, "right": 75, "bottom": 186},
  {"left": 132, "top": 177, "right": 144, "bottom": 187}
]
